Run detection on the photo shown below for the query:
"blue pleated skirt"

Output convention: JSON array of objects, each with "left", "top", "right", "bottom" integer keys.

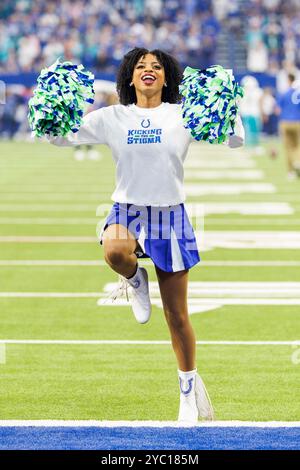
[{"left": 99, "top": 202, "right": 200, "bottom": 273}]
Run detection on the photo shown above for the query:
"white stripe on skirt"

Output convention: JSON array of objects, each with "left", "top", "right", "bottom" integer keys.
[{"left": 170, "top": 226, "right": 185, "bottom": 271}]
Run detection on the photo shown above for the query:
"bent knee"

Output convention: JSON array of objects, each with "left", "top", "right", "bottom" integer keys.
[{"left": 104, "top": 245, "right": 128, "bottom": 266}]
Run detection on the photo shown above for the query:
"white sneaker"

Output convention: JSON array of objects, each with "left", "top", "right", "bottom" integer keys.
[
  {"left": 87, "top": 149, "right": 102, "bottom": 160},
  {"left": 74, "top": 149, "right": 85, "bottom": 161},
  {"left": 126, "top": 266, "right": 152, "bottom": 324},
  {"left": 98, "top": 266, "right": 151, "bottom": 324},
  {"left": 195, "top": 373, "right": 214, "bottom": 421},
  {"left": 178, "top": 376, "right": 198, "bottom": 424},
  {"left": 177, "top": 372, "right": 214, "bottom": 424}
]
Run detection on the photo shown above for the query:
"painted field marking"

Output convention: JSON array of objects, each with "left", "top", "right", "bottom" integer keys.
[
  {"left": 2, "top": 280, "right": 300, "bottom": 314},
  {"left": 0, "top": 204, "right": 98, "bottom": 212},
  {"left": 2, "top": 281, "right": 300, "bottom": 300},
  {"left": 1, "top": 216, "right": 299, "bottom": 227},
  {"left": 184, "top": 160, "right": 256, "bottom": 169},
  {"left": 0, "top": 236, "right": 97, "bottom": 242},
  {"left": 0, "top": 194, "right": 110, "bottom": 201},
  {"left": 185, "top": 183, "right": 276, "bottom": 196},
  {"left": 1, "top": 260, "right": 300, "bottom": 267},
  {"left": 0, "top": 343, "right": 6, "bottom": 364},
  {"left": 0, "top": 218, "right": 98, "bottom": 225},
  {"left": 97, "top": 281, "right": 300, "bottom": 313},
  {"left": 1, "top": 231, "right": 300, "bottom": 249},
  {"left": 0, "top": 340, "right": 299, "bottom": 346},
  {"left": 0, "top": 420, "right": 299, "bottom": 428},
  {"left": 184, "top": 169, "right": 264, "bottom": 180},
  {"left": 204, "top": 219, "right": 300, "bottom": 226},
  {"left": 0, "top": 202, "right": 294, "bottom": 216},
  {"left": 185, "top": 202, "right": 294, "bottom": 215},
  {"left": 196, "top": 231, "right": 300, "bottom": 250}
]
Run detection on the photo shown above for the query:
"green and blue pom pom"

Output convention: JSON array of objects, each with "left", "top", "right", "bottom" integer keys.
[
  {"left": 179, "top": 65, "right": 244, "bottom": 144},
  {"left": 28, "top": 58, "right": 95, "bottom": 137}
]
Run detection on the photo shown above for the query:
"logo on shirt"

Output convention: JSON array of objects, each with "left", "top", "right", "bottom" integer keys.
[
  {"left": 127, "top": 118, "right": 162, "bottom": 145},
  {"left": 141, "top": 119, "right": 150, "bottom": 128}
]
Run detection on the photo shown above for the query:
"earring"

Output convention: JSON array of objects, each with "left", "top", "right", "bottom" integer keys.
[
  {"left": 164, "top": 82, "right": 167, "bottom": 87},
  {"left": 129, "top": 82, "right": 133, "bottom": 87}
]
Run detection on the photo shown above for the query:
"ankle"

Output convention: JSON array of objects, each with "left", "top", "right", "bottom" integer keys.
[{"left": 125, "top": 263, "right": 138, "bottom": 279}]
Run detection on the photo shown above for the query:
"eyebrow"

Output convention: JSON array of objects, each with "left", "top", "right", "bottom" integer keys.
[{"left": 137, "top": 61, "right": 161, "bottom": 65}]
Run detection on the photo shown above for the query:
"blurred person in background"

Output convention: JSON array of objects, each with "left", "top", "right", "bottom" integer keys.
[
  {"left": 261, "top": 87, "right": 278, "bottom": 137},
  {"left": 277, "top": 72, "right": 300, "bottom": 179},
  {"left": 0, "top": 90, "right": 20, "bottom": 139},
  {"left": 276, "top": 60, "right": 300, "bottom": 95},
  {"left": 247, "top": 40, "right": 269, "bottom": 73},
  {"left": 240, "top": 75, "right": 263, "bottom": 153}
]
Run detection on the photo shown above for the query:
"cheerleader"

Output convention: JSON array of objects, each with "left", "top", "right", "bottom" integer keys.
[{"left": 48, "top": 47, "right": 245, "bottom": 423}]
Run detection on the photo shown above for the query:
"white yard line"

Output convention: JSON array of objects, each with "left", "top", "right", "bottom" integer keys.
[
  {"left": 97, "top": 281, "right": 300, "bottom": 313},
  {"left": 196, "top": 231, "right": 300, "bottom": 250},
  {"left": 184, "top": 170, "right": 264, "bottom": 180},
  {"left": 0, "top": 204, "right": 98, "bottom": 211},
  {"left": 0, "top": 292, "right": 102, "bottom": 298},
  {"left": 0, "top": 218, "right": 97, "bottom": 225},
  {"left": 2, "top": 231, "right": 300, "bottom": 247},
  {"left": 0, "top": 236, "right": 97, "bottom": 242},
  {"left": 0, "top": 196, "right": 107, "bottom": 202},
  {"left": 185, "top": 183, "right": 276, "bottom": 196},
  {"left": 185, "top": 202, "right": 294, "bottom": 215},
  {"left": 1, "top": 260, "right": 300, "bottom": 267},
  {"left": 205, "top": 218, "right": 300, "bottom": 225},
  {"left": 0, "top": 202, "right": 294, "bottom": 216},
  {"left": 3, "top": 280, "right": 300, "bottom": 300},
  {"left": 2, "top": 217, "right": 300, "bottom": 226},
  {"left": 0, "top": 340, "right": 299, "bottom": 346},
  {"left": 0, "top": 420, "right": 299, "bottom": 428},
  {"left": 184, "top": 160, "right": 256, "bottom": 168}
]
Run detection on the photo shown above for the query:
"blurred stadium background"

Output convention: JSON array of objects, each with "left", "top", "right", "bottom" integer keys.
[
  {"left": 2, "top": 0, "right": 300, "bottom": 140},
  {"left": 0, "top": 0, "right": 300, "bottom": 451}
]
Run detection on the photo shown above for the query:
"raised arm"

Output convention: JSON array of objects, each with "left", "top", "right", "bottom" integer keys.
[{"left": 46, "top": 107, "right": 107, "bottom": 147}]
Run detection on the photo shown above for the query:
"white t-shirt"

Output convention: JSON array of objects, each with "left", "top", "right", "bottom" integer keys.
[{"left": 47, "top": 102, "right": 245, "bottom": 206}]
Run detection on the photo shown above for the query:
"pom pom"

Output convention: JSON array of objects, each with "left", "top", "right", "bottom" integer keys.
[
  {"left": 179, "top": 65, "right": 244, "bottom": 144},
  {"left": 28, "top": 58, "right": 95, "bottom": 137}
]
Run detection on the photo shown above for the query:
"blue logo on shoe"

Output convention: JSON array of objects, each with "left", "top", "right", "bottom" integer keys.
[
  {"left": 179, "top": 377, "right": 194, "bottom": 396},
  {"left": 133, "top": 279, "right": 140, "bottom": 288}
]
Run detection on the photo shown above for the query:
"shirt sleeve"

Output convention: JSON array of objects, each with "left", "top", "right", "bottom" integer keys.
[
  {"left": 46, "top": 107, "right": 108, "bottom": 147},
  {"left": 227, "top": 114, "right": 245, "bottom": 148}
]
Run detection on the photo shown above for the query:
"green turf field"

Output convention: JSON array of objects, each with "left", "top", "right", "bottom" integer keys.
[{"left": 0, "top": 139, "right": 299, "bottom": 421}]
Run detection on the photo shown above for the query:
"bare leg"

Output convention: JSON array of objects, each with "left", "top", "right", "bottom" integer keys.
[
  {"left": 155, "top": 265, "right": 196, "bottom": 371},
  {"left": 102, "top": 224, "right": 138, "bottom": 278}
]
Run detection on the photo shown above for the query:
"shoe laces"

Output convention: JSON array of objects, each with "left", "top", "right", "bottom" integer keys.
[{"left": 100, "top": 274, "right": 130, "bottom": 304}]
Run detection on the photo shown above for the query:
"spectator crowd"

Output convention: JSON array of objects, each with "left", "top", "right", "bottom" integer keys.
[
  {"left": 1, "top": 0, "right": 300, "bottom": 76},
  {"left": 1, "top": 0, "right": 300, "bottom": 141},
  {"left": 244, "top": 0, "right": 300, "bottom": 74},
  {"left": 0, "top": 0, "right": 219, "bottom": 74}
]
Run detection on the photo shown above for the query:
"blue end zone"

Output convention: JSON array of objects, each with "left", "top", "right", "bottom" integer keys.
[{"left": 0, "top": 427, "right": 299, "bottom": 450}]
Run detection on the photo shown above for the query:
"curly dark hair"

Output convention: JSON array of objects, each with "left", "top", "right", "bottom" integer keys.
[{"left": 116, "top": 47, "right": 183, "bottom": 105}]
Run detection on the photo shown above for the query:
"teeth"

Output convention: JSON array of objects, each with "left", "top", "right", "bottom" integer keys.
[{"left": 142, "top": 75, "right": 155, "bottom": 81}]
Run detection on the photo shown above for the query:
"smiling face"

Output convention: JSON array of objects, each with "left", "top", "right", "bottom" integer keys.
[{"left": 131, "top": 53, "right": 166, "bottom": 99}]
